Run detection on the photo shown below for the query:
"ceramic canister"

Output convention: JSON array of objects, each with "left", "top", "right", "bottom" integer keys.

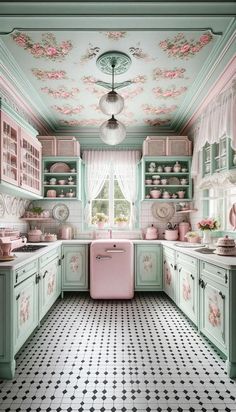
[{"left": 179, "top": 221, "right": 191, "bottom": 241}]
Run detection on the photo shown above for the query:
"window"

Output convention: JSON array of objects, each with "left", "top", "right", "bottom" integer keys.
[
  {"left": 91, "top": 166, "right": 130, "bottom": 226},
  {"left": 201, "top": 188, "right": 226, "bottom": 230}
]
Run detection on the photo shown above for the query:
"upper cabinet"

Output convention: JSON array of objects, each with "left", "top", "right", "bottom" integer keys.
[
  {"left": 143, "top": 136, "right": 192, "bottom": 157},
  {"left": 1, "top": 112, "right": 20, "bottom": 187},
  {"left": 141, "top": 156, "right": 192, "bottom": 202},
  {"left": 0, "top": 111, "right": 42, "bottom": 198},
  {"left": 37, "top": 135, "right": 80, "bottom": 157},
  {"left": 202, "top": 136, "right": 235, "bottom": 178}
]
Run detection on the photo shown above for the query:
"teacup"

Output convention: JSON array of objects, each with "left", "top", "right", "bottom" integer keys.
[
  {"left": 162, "top": 191, "right": 170, "bottom": 199},
  {"left": 50, "top": 178, "right": 57, "bottom": 185},
  {"left": 180, "top": 179, "right": 188, "bottom": 185},
  {"left": 177, "top": 191, "right": 185, "bottom": 199},
  {"left": 161, "top": 179, "right": 168, "bottom": 185},
  {"left": 164, "top": 166, "right": 172, "bottom": 173}
]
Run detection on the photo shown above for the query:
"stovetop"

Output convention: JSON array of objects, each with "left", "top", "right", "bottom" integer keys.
[{"left": 14, "top": 245, "right": 47, "bottom": 252}]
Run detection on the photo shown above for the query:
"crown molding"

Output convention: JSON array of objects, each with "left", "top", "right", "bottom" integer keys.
[
  {"left": 0, "top": 2, "right": 236, "bottom": 18},
  {"left": 172, "top": 17, "right": 236, "bottom": 133}
]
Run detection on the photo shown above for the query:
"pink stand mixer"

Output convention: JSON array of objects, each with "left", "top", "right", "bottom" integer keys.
[{"left": 0, "top": 229, "right": 27, "bottom": 259}]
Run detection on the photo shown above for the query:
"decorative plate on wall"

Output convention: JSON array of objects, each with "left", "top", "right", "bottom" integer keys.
[
  {"left": 151, "top": 202, "right": 175, "bottom": 222},
  {"left": 52, "top": 204, "right": 70, "bottom": 221}
]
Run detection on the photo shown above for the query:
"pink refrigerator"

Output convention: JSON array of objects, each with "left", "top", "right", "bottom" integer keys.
[{"left": 90, "top": 239, "right": 134, "bottom": 299}]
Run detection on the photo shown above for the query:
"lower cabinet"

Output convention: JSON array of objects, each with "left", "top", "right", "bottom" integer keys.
[
  {"left": 163, "top": 246, "right": 177, "bottom": 303},
  {"left": 39, "top": 255, "right": 61, "bottom": 320},
  {"left": 176, "top": 252, "right": 198, "bottom": 325},
  {"left": 14, "top": 272, "right": 39, "bottom": 354},
  {"left": 62, "top": 245, "right": 88, "bottom": 291},
  {"left": 135, "top": 244, "right": 162, "bottom": 290},
  {"left": 199, "top": 266, "right": 228, "bottom": 355}
]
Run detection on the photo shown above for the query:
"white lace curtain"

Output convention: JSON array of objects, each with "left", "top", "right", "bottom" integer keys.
[
  {"left": 83, "top": 150, "right": 141, "bottom": 226},
  {"left": 191, "top": 79, "right": 236, "bottom": 176},
  {"left": 83, "top": 150, "right": 111, "bottom": 224}
]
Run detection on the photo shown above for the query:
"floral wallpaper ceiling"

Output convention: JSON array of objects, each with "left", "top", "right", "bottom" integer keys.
[{"left": 2, "top": 30, "right": 216, "bottom": 129}]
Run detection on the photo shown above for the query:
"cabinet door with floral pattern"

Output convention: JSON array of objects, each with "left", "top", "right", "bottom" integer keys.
[
  {"left": 39, "top": 256, "right": 59, "bottom": 319},
  {"left": 178, "top": 265, "right": 198, "bottom": 325},
  {"left": 62, "top": 245, "right": 88, "bottom": 291},
  {"left": 135, "top": 245, "right": 162, "bottom": 290},
  {"left": 199, "top": 277, "right": 228, "bottom": 354},
  {"left": 14, "top": 273, "right": 38, "bottom": 353},
  {"left": 163, "top": 257, "right": 177, "bottom": 302}
]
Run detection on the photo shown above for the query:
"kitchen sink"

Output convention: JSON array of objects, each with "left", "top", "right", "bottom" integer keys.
[
  {"left": 193, "top": 247, "right": 216, "bottom": 254},
  {"left": 174, "top": 242, "right": 202, "bottom": 248},
  {"left": 14, "top": 245, "right": 47, "bottom": 252}
]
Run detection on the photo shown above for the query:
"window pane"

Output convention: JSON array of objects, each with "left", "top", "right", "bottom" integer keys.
[
  {"left": 114, "top": 200, "right": 130, "bottom": 219},
  {"left": 96, "top": 180, "right": 109, "bottom": 199},
  {"left": 114, "top": 179, "right": 124, "bottom": 199},
  {"left": 92, "top": 200, "right": 109, "bottom": 218}
]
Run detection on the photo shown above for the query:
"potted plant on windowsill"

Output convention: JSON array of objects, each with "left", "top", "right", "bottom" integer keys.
[
  {"left": 92, "top": 213, "right": 108, "bottom": 229},
  {"left": 114, "top": 214, "right": 129, "bottom": 228}
]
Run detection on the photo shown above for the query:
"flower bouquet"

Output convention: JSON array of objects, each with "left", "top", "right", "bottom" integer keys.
[
  {"left": 197, "top": 218, "right": 218, "bottom": 231},
  {"left": 197, "top": 217, "right": 219, "bottom": 247},
  {"left": 91, "top": 212, "right": 108, "bottom": 229},
  {"left": 114, "top": 214, "right": 129, "bottom": 228}
]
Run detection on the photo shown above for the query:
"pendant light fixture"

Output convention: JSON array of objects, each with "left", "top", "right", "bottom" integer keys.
[{"left": 96, "top": 51, "right": 131, "bottom": 145}]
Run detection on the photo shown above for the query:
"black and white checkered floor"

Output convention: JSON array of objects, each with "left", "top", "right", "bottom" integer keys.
[{"left": 0, "top": 293, "right": 236, "bottom": 412}]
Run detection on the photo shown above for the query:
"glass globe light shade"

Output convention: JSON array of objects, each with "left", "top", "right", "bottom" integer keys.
[
  {"left": 99, "top": 91, "right": 124, "bottom": 115},
  {"left": 99, "top": 116, "right": 126, "bottom": 145}
]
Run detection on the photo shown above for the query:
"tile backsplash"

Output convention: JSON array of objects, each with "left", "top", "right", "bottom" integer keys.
[{"left": 0, "top": 193, "right": 29, "bottom": 233}]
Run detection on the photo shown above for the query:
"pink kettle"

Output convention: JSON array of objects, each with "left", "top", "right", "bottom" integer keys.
[
  {"left": 145, "top": 224, "right": 158, "bottom": 240},
  {"left": 179, "top": 221, "right": 191, "bottom": 242}
]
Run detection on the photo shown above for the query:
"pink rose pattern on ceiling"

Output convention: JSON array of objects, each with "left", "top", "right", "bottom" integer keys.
[
  {"left": 9, "top": 30, "right": 215, "bottom": 128},
  {"left": 41, "top": 86, "right": 80, "bottom": 99},
  {"left": 12, "top": 32, "right": 72, "bottom": 61}
]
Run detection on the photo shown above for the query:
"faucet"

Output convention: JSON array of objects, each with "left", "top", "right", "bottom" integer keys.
[{"left": 108, "top": 229, "right": 112, "bottom": 239}]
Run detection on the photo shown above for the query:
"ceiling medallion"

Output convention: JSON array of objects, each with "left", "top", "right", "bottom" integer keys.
[{"left": 96, "top": 51, "right": 131, "bottom": 75}]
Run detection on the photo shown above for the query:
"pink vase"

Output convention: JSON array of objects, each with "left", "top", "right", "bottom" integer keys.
[{"left": 97, "top": 222, "right": 105, "bottom": 229}]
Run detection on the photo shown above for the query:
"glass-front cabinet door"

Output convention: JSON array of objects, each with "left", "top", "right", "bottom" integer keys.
[
  {"left": 202, "top": 143, "right": 211, "bottom": 177},
  {"left": 213, "top": 137, "right": 227, "bottom": 173},
  {"left": 21, "top": 131, "right": 41, "bottom": 195},
  {"left": 0, "top": 112, "right": 20, "bottom": 186}
]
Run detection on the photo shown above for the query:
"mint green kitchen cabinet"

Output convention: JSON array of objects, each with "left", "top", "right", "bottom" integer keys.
[
  {"left": 176, "top": 252, "right": 198, "bottom": 325},
  {"left": 163, "top": 246, "right": 178, "bottom": 303},
  {"left": 62, "top": 245, "right": 88, "bottom": 292},
  {"left": 14, "top": 272, "right": 39, "bottom": 354},
  {"left": 201, "top": 136, "right": 235, "bottom": 177},
  {"left": 141, "top": 156, "right": 192, "bottom": 202},
  {"left": 135, "top": 244, "right": 162, "bottom": 290},
  {"left": 39, "top": 255, "right": 61, "bottom": 320},
  {"left": 199, "top": 261, "right": 229, "bottom": 356},
  {"left": 42, "top": 157, "right": 81, "bottom": 200}
]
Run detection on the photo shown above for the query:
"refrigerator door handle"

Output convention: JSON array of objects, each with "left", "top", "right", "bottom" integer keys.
[
  {"left": 105, "top": 249, "right": 125, "bottom": 253},
  {"left": 96, "top": 255, "right": 112, "bottom": 260}
]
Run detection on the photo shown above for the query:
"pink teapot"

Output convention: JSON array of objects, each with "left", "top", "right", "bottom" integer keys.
[{"left": 145, "top": 224, "right": 158, "bottom": 240}]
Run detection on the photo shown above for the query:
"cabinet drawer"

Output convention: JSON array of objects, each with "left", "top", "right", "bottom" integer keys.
[
  {"left": 39, "top": 247, "right": 60, "bottom": 268},
  {"left": 15, "top": 259, "right": 38, "bottom": 284},
  {"left": 176, "top": 252, "right": 197, "bottom": 272},
  {"left": 200, "top": 261, "right": 228, "bottom": 286},
  {"left": 163, "top": 247, "right": 176, "bottom": 261}
]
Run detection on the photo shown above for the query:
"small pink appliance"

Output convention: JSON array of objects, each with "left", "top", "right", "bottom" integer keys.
[
  {"left": 90, "top": 239, "right": 134, "bottom": 299},
  {"left": 178, "top": 221, "right": 191, "bottom": 241},
  {"left": 145, "top": 224, "right": 158, "bottom": 240},
  {"left": 0, "top": 229, "right": 27, "bottom": 258}
]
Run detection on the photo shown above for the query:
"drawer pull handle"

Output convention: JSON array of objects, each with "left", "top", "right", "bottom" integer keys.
[
  {"left": 190, "top": 274, "right": 194, "bottom": 280},
  {"left": 217, "top": 271, "right": 223, "bottom": 276},
  {"left": 170, "top": 263, "right": 173, "bottom": 268},
  {"left": 179, "top": 267, "right": 182, "bottom": 273},
  {"left": 174, "top": 264, "right": 177, "bottom": 270},
  {"left": 43, "top": 270, "right": 48, "bottom": 279},
  {"left": 219, "top": 291, "right": 225, "bottom": 300},
  {"left": 16, "top": 293, "right": 20, "bottom": 300},
  {"left": 199, "top": 279, "right": 206, "bottom": 288},
  {"left": 96, "top": 255, "right": 111, "bottom": 260},
  {"left": 164, "top": 260, "right": 166, "bottom": 264},
  {"left": 225, "top": 274, "right": 228, "bottom": 284},
  {"left": 35, "top": 274, "right": 41, "bottom": 284}
]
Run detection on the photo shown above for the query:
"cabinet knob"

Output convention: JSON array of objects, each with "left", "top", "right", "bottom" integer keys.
[
  {"left": 224, "top": 274, "right": 228, "bottom": 284},
  {"left": 219, "top": 291, "right": 225, "bottom": 300},
  {"left": 190, "top": 273, "right": 194, "bottom": 280},
  {"left": 43, "top": 270, "right": 48, "bottom": 279},
  {"left": 16, "top": 293, "right": 20, "bottom": 300}
]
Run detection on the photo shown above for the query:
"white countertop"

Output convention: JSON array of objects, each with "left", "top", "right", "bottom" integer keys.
[{"left": 0, "top": 239, "right": 236, "bottom": 270}]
